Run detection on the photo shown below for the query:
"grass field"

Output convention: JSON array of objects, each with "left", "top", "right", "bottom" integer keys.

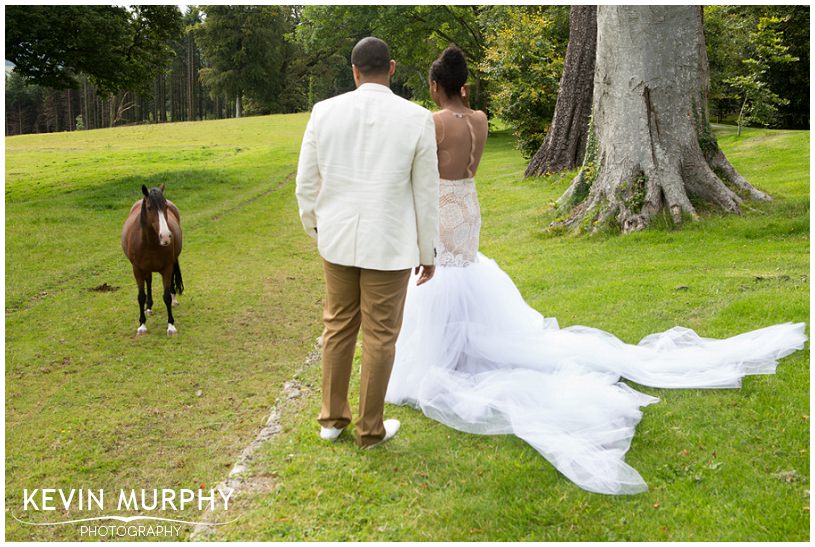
[{"left": 5, "top": 115, "right": 809, "bottom": 541}]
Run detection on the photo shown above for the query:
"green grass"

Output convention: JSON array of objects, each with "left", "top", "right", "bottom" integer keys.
[
  {"left": 5, "top": 116, "right": 809, "bottom": 541},
  {"left": 5, "top": 115, "right": 325, "bottom": 541}
]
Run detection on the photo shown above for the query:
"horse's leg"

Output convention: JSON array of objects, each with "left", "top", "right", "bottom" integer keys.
[
  {"left": 145, "top": 273, "right": 154, "bottom": 315},
  {"left": 134, "top": 269, "right": 148, "bottom": 335},
  {"left": 170, "top": 283, "right": 179, "bottom": 307},
  {"left": 161, "top": 267, "right": 177, "bottom": 336},
  {"left": 170, "top": 260, "right": 181, "bottom": 307}
]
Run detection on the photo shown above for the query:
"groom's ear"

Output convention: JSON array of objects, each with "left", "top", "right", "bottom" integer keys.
[
  {"left": 352, "top": 64, "right": 361, "bottom": 87},
  {"left": 388, "top": 60, "right": 396, "bottom": 77}
]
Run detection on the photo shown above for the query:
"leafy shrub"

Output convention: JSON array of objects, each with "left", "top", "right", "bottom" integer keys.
[{"left": 480, "top": 9, "right": 564, "bottom": 158}]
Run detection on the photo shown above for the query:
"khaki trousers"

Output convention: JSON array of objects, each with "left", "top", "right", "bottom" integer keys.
[{"left": 319, "top": 259, "right": 411, "bottom": 447}]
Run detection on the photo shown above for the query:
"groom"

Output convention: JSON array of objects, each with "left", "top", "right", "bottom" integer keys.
[{"left": 295, "top": 37, "right": 440, "bottom": 448}]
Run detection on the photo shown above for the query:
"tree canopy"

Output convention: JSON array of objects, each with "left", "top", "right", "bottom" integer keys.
[
  {"left": 195, "top": 5, "right": 295, "bottom": 117},
  {"left": 705, "top": 6, "right": 808, "bottom": 129},
  {"left": 5, "top": 5, "right": 182, "bottom": 96},
  {"left": 480, "top": 7, "right": 567, "bottom": 158},
  {"left": 297, "top": 6, "right": 491, "bottom": 109},
  {"left": 4, "top": 5, "right": 808, "bottom": 139}
]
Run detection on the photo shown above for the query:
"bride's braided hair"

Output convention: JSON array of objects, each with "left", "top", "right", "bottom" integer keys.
[{"left": 430, "top": 45, "right": 468, "bottom": 98}]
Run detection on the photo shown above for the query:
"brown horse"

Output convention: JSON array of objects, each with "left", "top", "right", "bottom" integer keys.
[{"left": 121, "top": 183, "right": 184, "bottom": 336}]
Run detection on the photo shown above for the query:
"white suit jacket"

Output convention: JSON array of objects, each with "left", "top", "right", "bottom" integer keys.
[{"left": 295, "top": 83, "right": 439, "bottom": 270}]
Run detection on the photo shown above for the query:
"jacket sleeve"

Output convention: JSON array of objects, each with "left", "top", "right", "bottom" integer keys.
[
  {"left": 295, "top": 112, "right": 321, "bottom": 240},
  {"left": 411, "top": 112, "right": 440, "bottom": 265}
]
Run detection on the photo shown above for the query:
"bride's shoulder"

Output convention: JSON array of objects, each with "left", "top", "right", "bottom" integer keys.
[{"left": 472, "top": 110, "right": 489, "bottom": 133}]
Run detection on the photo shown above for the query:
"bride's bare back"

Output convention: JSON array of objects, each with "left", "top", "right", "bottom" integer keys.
[{"left": 434, "top": 109, "right": 489, "bottom": 180}]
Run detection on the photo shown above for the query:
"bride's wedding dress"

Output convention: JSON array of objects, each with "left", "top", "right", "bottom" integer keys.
[{"left": 385, "top": 176, "right": 807, "bottom": 495}]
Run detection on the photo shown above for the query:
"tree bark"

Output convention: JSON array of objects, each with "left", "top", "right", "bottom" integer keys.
[
  {"left": 553, "top": 6, "right": 769, "bottom": 234},
  {"left": 187, "top": 31, "right": 195, "bottom": 121},
  {"left": 159, "top": 75, "right": 167, "bottom": 122},
  {"left": 170, "top": 72, "right": 176, "bottom": 121},
  {"left": 65, "top": 89, "right": 73, "bottom": 131},
  {"left": 94, "top": 92, "right": 100, "bottom": 129},
  {"left": 526, "top": 6, "right": 597, "bottom": 177},
  {"left": 81, "top": 76, "right": 87, "bottom": 129}
]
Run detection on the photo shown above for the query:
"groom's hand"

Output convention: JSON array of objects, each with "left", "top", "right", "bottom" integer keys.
[{"left": 415, "top": 265, "right": 435, "bottom": 286}]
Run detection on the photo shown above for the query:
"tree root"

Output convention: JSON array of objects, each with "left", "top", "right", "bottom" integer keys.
[{"left": 707, "top": 148, "right": 771, "bottom": 201}]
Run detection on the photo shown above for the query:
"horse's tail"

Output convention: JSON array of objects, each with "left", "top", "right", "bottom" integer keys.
[{"left": 172, "top": 261, "right": 184, "bottom": 295}]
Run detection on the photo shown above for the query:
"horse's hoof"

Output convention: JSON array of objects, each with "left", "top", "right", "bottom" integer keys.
[
  {"left": 171, "top": 295, "right": 179, "bottom": 307},
  {"left": 145, "top": 308, "right": 153, "bottom": 315},
  {"left": 167, "top": 324, "right": 177, "bottom": 336},
  {"left": 137, "top": 324, "right": 147, "bottom": 335}
]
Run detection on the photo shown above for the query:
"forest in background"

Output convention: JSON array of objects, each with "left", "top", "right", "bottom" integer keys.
[{"left": 5, "top": 5, "right": 809, "bottom": 154}]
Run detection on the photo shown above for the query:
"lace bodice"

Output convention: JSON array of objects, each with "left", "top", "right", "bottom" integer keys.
[{"left": 437, "top": 177, "right": 481, "bottom": 267}]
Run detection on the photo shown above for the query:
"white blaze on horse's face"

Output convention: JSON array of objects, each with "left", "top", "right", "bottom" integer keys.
[{"left": 158, "top": 209, "right": 172, "bottom": 246}]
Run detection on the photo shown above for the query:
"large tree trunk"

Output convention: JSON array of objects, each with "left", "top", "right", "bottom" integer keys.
[
  {"left": 525, "top": 6, "right": 596, "bottom": 177},
  {"left": 554, "top": 6, "right": 769, "bottom": 234}
]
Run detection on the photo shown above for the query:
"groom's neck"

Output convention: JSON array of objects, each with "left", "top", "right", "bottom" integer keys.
[{"left": 355, "top": 75, "right": 390, "bottom": 88}]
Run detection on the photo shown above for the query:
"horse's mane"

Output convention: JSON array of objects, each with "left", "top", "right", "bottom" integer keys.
[{"left": 140, "top": 188, "right": 168, "bottom": 229}]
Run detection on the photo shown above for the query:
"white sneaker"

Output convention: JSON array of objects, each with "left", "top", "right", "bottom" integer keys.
[
  {"left": 364, "top": 419, "right": 400, "bottom": 449},
  {"left": 319, "top": 426, "right": 345, "bottom": 442}
]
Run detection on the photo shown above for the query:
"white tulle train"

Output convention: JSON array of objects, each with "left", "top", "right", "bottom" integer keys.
[{"left": 385, "top": 253, "right": 807, "bottom": 495}]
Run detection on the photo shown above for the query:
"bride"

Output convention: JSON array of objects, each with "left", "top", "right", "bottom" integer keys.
[{"left": 385, "top": 46, "right": 807, "bottom": 495}]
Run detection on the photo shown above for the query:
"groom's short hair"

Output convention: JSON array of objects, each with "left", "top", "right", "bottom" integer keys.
[{"left": 351, "top": 37, "right": 391, "bottom": 76}]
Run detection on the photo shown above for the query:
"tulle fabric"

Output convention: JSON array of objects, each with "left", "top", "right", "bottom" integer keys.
[{"left": 385, "top": 253, "right": 807, "bottom": 495}]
